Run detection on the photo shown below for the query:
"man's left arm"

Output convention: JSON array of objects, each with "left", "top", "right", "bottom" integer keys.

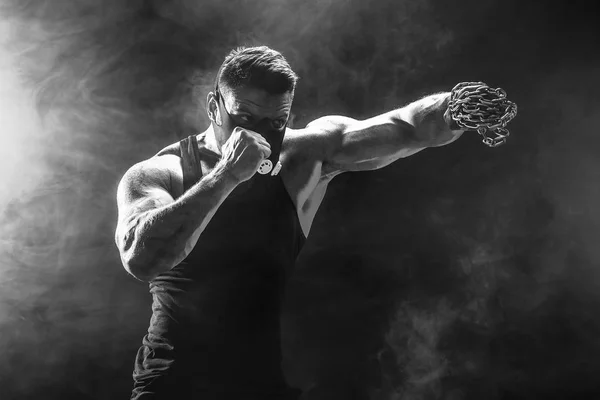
[
  {"left": 308, "top": 92, "right": 463, "bottom": 173},
  {"left": 307, "top": 81, "right": 517, "bottom": 174}
]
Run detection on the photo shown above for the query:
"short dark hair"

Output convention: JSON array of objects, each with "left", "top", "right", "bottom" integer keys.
[{"left": 215, "top": 46, "right": 299, "bottom": 96}]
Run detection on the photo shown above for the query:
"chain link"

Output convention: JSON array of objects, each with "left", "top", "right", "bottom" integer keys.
[{"left": 448, "top": 81, "right": 518, "bottom": 147}]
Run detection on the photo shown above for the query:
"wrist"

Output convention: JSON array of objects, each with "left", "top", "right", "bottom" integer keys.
[
  {"left": 210, "top": 161, "right": 241, "bottom": 188},
  {"left": 443, "top": 106, "right": 463, "bottom": 131}
]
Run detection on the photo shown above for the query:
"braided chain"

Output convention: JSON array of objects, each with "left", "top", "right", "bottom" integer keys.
[{"left": 448, "top": 81, "right": 518, "bottom": 147}]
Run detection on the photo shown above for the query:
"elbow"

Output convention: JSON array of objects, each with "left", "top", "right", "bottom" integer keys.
[
  {"left": 122, "top": 256, "right": 152, "bottom": 282},
  {"left": 116, "top": 226, "right": 158, "bottom": 282},
  {"left": 117, "top": 244, "right": 149, "bottom": 282},
  {"left": 115, "top": 226, "right": 187, "bottom": 282},
  {"left": 116, "top": 240, "right": 160, "bottom": 283},
  {"left": 122, "top": 253, "right": 169, "bottom": 282},
  {"left": 115, "top": 230, "right": 144, "bottom": 281}
]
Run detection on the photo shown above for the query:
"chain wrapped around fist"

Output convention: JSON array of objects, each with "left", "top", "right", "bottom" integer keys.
[{"left": 448, "top": 81, "right": 518, "bottom": 148}]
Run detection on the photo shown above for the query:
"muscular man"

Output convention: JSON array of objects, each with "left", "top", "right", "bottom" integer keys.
[{"left": 115, "top": 46, "right": 515, "bottom": 399}]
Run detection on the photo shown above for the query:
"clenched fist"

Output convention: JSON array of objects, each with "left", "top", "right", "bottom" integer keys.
[{"left": 219, "top": 126, "right": 271, "bottom": 183}]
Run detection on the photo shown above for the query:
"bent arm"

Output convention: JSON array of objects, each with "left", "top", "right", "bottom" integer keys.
[
  {"left": 115, "top": 160, "right": 238, "bottom": 282},
  {"left": 310, "top": 92, "right": 464, "bottom": 172}
]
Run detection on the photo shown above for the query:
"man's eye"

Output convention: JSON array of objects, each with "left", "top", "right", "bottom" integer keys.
[{"left": 271, "top": 119, "right": 285, "bottom": 130}]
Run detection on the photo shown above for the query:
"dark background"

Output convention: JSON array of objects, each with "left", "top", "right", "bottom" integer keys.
[{"left": 1, "top": 0, "right": 599, "bottom": 399}]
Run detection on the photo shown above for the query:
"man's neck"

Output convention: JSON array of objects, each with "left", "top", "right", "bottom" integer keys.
[{"left": 200, "top": 126, "right": 222, "bottom": 156}]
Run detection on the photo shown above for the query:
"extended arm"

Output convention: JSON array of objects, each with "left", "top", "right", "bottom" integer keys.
[{"left": 309, "top": 92, "right": 463, "bottom": 173}]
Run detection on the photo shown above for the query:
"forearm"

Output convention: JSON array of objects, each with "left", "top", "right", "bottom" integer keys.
[
  {"left": 323, "top": 92, "right": 465, "bottom": 171},
  {"left": 124, "top": 163, "right": 239, "bottom": 281},
  {"left": 397, "top": 92, "right": 464, "bottom": 148}
]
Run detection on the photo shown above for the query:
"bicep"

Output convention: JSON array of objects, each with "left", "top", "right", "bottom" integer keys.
[{"left": 305, "top": 112, "right": 421, "bottom": 173}]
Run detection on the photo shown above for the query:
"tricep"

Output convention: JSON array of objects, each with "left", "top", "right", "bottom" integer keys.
[{"left": 114, "top": 158, "right": 176, "bottom": 265}]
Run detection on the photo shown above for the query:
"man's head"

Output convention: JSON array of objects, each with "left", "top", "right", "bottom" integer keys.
[{"left": 206, "top": 46, "right": 299, "bottom": 149}]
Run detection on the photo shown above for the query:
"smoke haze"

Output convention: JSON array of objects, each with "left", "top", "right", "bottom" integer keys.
[{"left": 0, "top": 0, "right": 599, "bottom": 399}]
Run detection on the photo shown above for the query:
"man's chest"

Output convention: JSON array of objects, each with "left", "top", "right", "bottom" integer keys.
[
  {"left": 158, "top": 136, "right": 332, "bottom": 236},
  {"left": 278, "top": 141, "right": 340, "bottom": 236}
]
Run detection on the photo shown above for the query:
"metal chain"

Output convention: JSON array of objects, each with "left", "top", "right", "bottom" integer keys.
[{"left": 448, "top": 81, "right": 518, "bottom": 147}]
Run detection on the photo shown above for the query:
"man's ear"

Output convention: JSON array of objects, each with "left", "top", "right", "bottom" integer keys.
[{"left": 206, "top": 92, "right": 222, "bottom": 126}]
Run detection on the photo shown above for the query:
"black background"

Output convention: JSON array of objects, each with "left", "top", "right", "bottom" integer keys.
[{"left": 1, "top": 0, "right": 599, "bottom": 399}]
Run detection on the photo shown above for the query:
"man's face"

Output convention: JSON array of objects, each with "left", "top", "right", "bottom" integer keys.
[{"left": 212, "top": 85, "right": 293, "bottom": 145}]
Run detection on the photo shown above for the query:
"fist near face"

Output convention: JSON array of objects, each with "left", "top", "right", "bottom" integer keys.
[{"left": 220, "top": 127, "right": 272, "bottom": 183}]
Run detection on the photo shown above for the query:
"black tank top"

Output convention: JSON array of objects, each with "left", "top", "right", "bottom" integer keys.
[{"left": 131, "top": 134, "right": 305, "bottom": 399}]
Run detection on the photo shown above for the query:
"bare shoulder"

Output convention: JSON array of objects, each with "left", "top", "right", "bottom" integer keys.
[
  {"left": 119, "top": 133, "right": 221, "bottom": 205},
  {"left": 282, "top": 116, "right": 355, "bottom": 176},
  {"left": 116, "top": 153, "right": 183, "bottom": 210},
  {"left": 149, "top": 153, "right": 185, "bottom": 198},
  {"left": 305, "top": 114, "right": 356, "bottom": 130},
  {"left": 279, "top": 120, "right": 354, "bottom": 236},
  {"left": 279, "top": 119, "right": 348, "bottom": 200}
]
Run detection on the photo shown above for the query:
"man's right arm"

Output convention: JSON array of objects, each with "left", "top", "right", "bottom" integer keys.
[
  {"left": 115, "top": 159, "right": 239, "bottom": 282},
  {"left": 115, "top": 127, "right": 271, "bottom": 282}
]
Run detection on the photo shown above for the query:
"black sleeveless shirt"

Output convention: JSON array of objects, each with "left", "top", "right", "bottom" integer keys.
[{"left": 131, "top": 134, "right": 306, "bottom": 399}]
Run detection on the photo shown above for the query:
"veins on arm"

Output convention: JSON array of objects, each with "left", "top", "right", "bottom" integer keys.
[
  {"left": 307, "top": 92, "right": 463, "bottom": 174},
  {"left": 115, "top": 161, "right": 175, "bottom": 253}
]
